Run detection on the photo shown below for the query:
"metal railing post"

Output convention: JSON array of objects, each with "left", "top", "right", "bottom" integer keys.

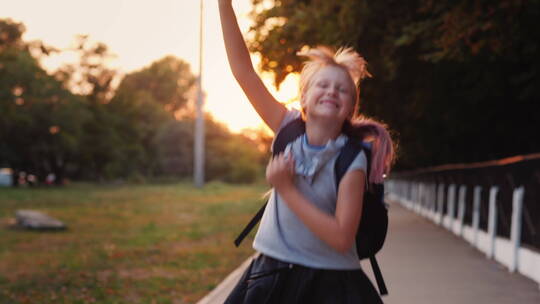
[
  {"left": 510, "top": 186, "right": 525, "bottom": 272},
  {"left": 487, "top": 186, "right": 499, "bottom": 259}
]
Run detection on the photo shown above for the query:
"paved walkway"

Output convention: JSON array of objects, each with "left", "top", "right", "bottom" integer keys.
[{"left": 197, "top": 201, "right": 540, "bottom": 304}]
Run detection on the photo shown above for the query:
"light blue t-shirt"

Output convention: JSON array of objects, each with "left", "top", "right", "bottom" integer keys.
[{"left": 253, "top": 109, "right": 367, "bottom": 270}]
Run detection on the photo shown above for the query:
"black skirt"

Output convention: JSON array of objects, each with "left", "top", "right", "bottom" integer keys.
[{"left": 224, "top": 254, "right": 384, "bottom": 304}]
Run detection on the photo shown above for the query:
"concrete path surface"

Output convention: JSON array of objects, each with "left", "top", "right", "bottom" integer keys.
[{"left": 197, "top": 201, "right": 540, "bottom": 304}]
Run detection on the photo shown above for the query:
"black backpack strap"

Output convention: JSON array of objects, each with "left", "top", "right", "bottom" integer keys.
[
  {"left": 234, "top": 202, "right": 267, "bottom": 247},
  {"left": 234, "top": 117, "right": 305, "bottom": 247},
  {"left": 370, "top": 255, "right": 388, "bottom": 295},
  {"left": 271, "top": 117, "right": 305, "bottom": 155},
  {"left": 335, "top": 139, "right": 375, "bottom": 192},
  {"left": 336, "top": 139, "right": 389, "bottom": 296},
  {"left": 334, "top": 138, "right": 364, "bottom": 188}
]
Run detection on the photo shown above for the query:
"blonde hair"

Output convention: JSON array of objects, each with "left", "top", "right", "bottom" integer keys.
[
  {"left": 297, "top": 46, "right": 372, "bottom": 116},
  {"left": 298, "top": 46, "right": 395, "bottom": 184}
]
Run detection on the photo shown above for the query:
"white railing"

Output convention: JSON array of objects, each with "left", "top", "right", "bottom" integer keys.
[{"left": 386, "top": 179, "right": 540, "bottom": 287}]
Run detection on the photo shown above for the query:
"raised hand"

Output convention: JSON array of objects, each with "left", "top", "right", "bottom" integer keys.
[{"left": 218, "top": 0, "right": 286, "bottom": 132}]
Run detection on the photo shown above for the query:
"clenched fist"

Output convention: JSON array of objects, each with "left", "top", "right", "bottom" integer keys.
[{"left": 266, "top": 152, "right": 295, "bottom": 190}]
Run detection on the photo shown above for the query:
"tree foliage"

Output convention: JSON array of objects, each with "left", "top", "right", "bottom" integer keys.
[
  {"left": 0, "top": 19, "right": 90, "bottom": 184},
  {"left": 115, "top": 56, "right": 196, "bottom": 113},
  {"left": 1, "top": 18, "right": 265, "bottom": 184},
  {"left": 248, "top": 0, "right": 540, "bottom": 169},
  {"left": 154, "top": 115, "right": 264, "bottom": 183}
]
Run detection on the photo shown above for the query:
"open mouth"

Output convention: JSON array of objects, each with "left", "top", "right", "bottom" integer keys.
[{"left": 319, "top": 100, "right": 339, "bottom": 108}]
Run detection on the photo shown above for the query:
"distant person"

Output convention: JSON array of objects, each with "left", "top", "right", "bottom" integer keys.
[
  {"left": 219, "top": 1, "right": 395, "bottom": 303},
  {"left": 45, "top": 173, "right": 56, "bottom": 185},
  {"left": 26, "top": 174, "right": 37, "bottom": 186},
  {"left": 17, "top": 171, "right": 27, "bottom": 187}
]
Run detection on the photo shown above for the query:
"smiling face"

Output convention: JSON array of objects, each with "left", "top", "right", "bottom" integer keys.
[{"left": 301, "top": 65, "right": 357, "bottom": 123}]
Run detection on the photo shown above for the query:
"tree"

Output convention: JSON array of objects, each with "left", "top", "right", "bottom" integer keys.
[
  {"left": 153, "top": 119, "right": 194, "bottom": 178},
  {"left": 114, "top": 56, "right": 196, "bottom": 114},
  {"left": 1, "top": 19, "right": 264, "bottom": 184},
  {"left": 247, "top": 0, "right": 540, "bottom": 169},
  {"left": 55, "top": 35, "right": 117, "bottom": 104},
  {"left": 0, "top": 19, "right": 90, "bottom": 184},
  {"left": 153, "top": 114, "right": 264, "bottom": 183},
  {"left": 49, "top": 36, "right": 125, "bottom": 181},
  {"left": 106, "top": 56, "right": 196, "bottom": 178}
]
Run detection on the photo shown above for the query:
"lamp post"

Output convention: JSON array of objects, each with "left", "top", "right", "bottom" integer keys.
[{"left": 194, "top": 0, "right": 205, "bottom": 188}]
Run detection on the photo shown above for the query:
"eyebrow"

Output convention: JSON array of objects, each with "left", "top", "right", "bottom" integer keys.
[{"left": 314, "top": 77, "right": 352, "bottom": 90}]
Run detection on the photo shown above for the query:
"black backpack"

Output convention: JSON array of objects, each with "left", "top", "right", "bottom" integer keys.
[{"left": 234, "top": 117, "right": 389, "bottom": 296}]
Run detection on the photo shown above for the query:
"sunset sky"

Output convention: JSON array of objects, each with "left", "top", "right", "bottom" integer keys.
[{"left": 0, "top": 0, "right": 299, "bottom": 133}]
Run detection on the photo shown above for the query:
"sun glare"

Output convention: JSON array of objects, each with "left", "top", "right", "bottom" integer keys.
[
  {"left": 2, "top": 0, "right": 300, "bottom": 136},
  {"left": 208, "top": 53, "right": 300, "bottom": 134}
]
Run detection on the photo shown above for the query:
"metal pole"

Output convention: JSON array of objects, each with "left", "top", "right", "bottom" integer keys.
[{"left": 194, "top": 0, "right": 205, "bottom": 188}]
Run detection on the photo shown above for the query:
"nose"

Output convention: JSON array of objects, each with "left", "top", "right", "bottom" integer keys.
[{"left": 326, "top": 86, "right": 339, "bottom": 97}]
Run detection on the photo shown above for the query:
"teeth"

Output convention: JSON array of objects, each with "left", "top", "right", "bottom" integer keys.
[{"left": 321, "top": 100, "right": 338, "bottom": 108}]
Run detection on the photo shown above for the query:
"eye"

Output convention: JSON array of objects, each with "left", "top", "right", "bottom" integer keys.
[{"left": 317, "top": 81, "right": 329, "bottom": 88}]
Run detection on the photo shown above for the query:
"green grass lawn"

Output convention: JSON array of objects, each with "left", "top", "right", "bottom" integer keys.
[{"left": 0, "top": 182, "right": 267, "bottom": 304}]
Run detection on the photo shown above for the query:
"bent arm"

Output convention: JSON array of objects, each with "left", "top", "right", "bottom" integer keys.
[
  {"left": 275, "top": 170, "right": 365, "bottom": 253},
  {"left": 218, "top": 0, "right": 286, "bottom": 132}
]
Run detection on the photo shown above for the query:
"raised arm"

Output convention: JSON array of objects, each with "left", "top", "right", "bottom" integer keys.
[{"left": 219, "top": 0, "right": 286, "bottom": 132}]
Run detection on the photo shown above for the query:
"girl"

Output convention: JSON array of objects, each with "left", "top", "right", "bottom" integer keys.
[{"left": 219, "top": 1, "right": 394, "bottom": 303}]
